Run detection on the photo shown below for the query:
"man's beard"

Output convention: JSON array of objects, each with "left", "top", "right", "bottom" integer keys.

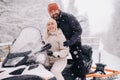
[{"left": 52, "top": 13, "right": 59, "bottom": 20}]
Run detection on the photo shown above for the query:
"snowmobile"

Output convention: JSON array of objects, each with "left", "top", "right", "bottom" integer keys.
[
  {"left": 0, "top": 27, "right": 120, "bottom": 80},
  {"left": 0, "top": 27, "right": 56, "bottom": 80},
  {"left": 0, "top": 27, "right": 92, "bottom": 80},
  {"left": 0, "top": 27, "right": 94, "bottom": 80}
]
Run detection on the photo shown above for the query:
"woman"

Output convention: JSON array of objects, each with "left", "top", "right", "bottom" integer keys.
[{"left": 44, "top": 18, "right": 69, "bottom": 80}]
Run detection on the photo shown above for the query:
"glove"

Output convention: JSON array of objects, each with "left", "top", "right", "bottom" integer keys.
[
  {"left": 47, "top": 50, "right": 53, "bottom": 56},
  {"left": 64, "top": 40, "right": 71, "bottom": 47},
  {"left": 42, "top": 41, "right": 45, "bottom": 44}
]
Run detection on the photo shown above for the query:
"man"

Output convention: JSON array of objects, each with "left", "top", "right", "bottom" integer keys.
[{"left": 48, "top": 3, "right": 86, "bottom": 80}]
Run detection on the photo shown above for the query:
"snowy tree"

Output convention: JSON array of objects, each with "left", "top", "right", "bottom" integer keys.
[
  {"left": 0, "top": 0, "right": 50, "bottom": 43},
  {"left": 102, "top": 0, "right": 120, "bottom": 58},
  {"left": 67, "top": 0, "right": 78, "bottom": 16}
]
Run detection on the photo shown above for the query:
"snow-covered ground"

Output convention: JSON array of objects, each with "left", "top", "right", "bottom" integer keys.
[{"left": 92, "top": 50, "right": 120, "bottom": 71}]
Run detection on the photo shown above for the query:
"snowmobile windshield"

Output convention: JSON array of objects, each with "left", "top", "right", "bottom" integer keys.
[
  {"left": 2, "top": 27, "right": 45, "bottom": 67},
  {"left": 11, "top": 27, "right": 43, "bottom": 53}
]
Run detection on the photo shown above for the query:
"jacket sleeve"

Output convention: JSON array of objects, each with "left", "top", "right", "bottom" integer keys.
[
  {"left": 53, "top": 31, "right": 69, "bottom": 58},
  {"left": 68, "top": 14, "right": 82, "bottom": 45}
]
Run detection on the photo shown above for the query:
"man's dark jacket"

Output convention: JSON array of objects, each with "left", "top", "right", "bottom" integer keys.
[
  {"left": 56, "top": 11, "right": 82, "bottom": 46},
  {"left": 56, "top": 11, "right": 87, "bottom": 79}
]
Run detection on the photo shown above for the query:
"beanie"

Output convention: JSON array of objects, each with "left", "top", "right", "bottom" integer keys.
[{"left": 48, "top": 3, "right": 59, "bottom": 13}]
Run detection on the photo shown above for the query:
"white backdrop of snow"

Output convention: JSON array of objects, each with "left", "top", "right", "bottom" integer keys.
[{"left": 0, "top": 0, "right": 120, "bottom": 74}]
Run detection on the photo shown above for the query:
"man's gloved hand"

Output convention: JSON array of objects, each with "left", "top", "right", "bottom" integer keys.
[
  {"left": 47, "top": 50, "right": 53, "bottom": 56},
  {"left": 64, "top": 40, "right": 71, "bottom": 47}
]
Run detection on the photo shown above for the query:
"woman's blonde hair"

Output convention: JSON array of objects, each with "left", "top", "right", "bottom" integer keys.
[{"left": 44, "top": 18, "right": 59, "bottom": 41}]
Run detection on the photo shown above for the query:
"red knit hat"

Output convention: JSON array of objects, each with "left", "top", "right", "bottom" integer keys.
[{"left": 48, "top": 3, "right": 59, "bottom": 13}]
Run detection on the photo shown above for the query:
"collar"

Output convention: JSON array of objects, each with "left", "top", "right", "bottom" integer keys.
[
  {"left": 48, "top": 31, "right": 57, "bottom": 36},
  {"left": 57, "top": 11, "right": 63, "bottom": 21}
]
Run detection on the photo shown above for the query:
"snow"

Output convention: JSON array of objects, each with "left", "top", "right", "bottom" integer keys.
[
  {"left": 92, "top": 50, "right": 120, "bottom": 71},
  {"left": 0, "top": 0, "right": 120, "bottom": 79}
]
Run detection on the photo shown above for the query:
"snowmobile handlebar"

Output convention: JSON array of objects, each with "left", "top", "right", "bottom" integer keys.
[
  {"left": 40, "top": 43, "right": 52, "bottom": 52},
  {"left": 34, "top": 43, "right": 52, "bottom": 55}
]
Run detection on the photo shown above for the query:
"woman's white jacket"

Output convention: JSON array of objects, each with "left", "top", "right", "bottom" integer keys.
[{"left": 44, "top": 29, "right": 69, "bottom": 65}]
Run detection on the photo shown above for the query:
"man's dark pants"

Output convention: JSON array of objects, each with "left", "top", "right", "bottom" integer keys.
[{"left": 69, "top": 41, "right": 86, "bottom": 80}]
